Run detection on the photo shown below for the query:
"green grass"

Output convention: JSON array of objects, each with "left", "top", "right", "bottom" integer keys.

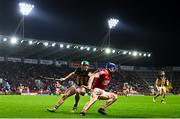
[{"left": 0, "top": 95, "right": 180, "bottom": 118}]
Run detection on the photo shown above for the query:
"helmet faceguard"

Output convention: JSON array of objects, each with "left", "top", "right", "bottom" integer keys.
[
  {"left": 81, "top": 60, "right": 90, "bottom": 66},
  {"left": 159, "top": 70, "right": 165, "bottom": 77},
  {"left": 106, "top": 62, "right": 117, "bottom": 72},
  {"left": 81, "top": 60, "right": 90, "bottom": 71}
]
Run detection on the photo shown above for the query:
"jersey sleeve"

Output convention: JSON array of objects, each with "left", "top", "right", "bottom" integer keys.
[{"left": 96, "top": 70, "right": 105, "bottom": 77}]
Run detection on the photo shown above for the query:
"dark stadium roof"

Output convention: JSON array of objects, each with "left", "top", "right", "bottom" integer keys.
[
  {"left": 0, "top": 35, "right": 151, "bottom": 64},
  {"left": 0, "top": 0, "right": 179, "bottom": 66}
]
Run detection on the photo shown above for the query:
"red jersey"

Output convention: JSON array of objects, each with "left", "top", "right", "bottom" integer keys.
[{"left": 92, "top": 69, "right": 111, "bottom": 90}]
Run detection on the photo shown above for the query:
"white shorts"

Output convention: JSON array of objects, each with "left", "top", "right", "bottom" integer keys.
[
  {"left": 157, "top": 86, "right": 166, "bottom": 93},
  {"left": 91, "top": 88, "right": 117, "bottom": 100},
  {"left": 92, "top": 88, "right": 106, "bottom": 95}
]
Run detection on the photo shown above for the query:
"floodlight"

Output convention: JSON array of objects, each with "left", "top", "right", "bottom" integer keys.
[
  {"left": 132, "top": 51, "right": 138, "bottom": 56},
  {"left": 105, "top": 48, "right": 111, "bottom": 54},
  {"left": 112, "top": 50, "right": 116, "bottom": 53},
  {"left": 29, "top": 40, "right": 33, "bottom": 45},
  {"left": 3, "top": 38, "right": 7, "bottom": 42},
  {"left": 108, "top": 18, "right": 119, "bottom": 29},
  {"left": 87, "top": 47, "right": 90, "bottom": 51},
  {"left": 10, "top": 37, "right": 18, "bottom": 44},
  {"left": 44, "top": 42, "right": 48, "bottom": 46},
  {"left": 19, "top": 2, "right": 34, "bottom": 16},
  {"left": 60, "top": 44, "right": 64, "bottom": 48},
  {"left": 52, "top": 43, "right": 56, "bottom": 47},
  {"left": 66, "top": 45, "right": 70, "bottom": 48},
  {"left": 128, "top": 52, "right": 132, "bottom": 55},
  {"left": 80, "top": 46, "right": 84, "bottom": 50}
]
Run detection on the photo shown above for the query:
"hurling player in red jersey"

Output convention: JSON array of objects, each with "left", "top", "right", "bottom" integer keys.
[{"left": 80, "top": 62, "right": 118, "bottom": 116}]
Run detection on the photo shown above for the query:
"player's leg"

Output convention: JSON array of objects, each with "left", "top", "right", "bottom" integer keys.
[
  {"left": 72, "top": 87, "right": 86, "bottom": 112},
  {"left": 72, "top": 93, "right": 80, "bottom": 112},
  {"left": 153, "top": 87, "right": 160, "bottom": 102},
  {"left": 19, "top": 88, "right": 23, "bottom": 94},
  {"left": 98, "top": 92, "right": 118, "bottom": 115},
  {"left": 5, "top": 89, "right": 7, "bottom": 95},
  {"left": 55, "top": 88, "right": 60, "bottom": 95},
  {"left": 47, "top": 86, "right": 76, "bottom": 112},
  {"left": 161, "top": 87, "right": 166, "bottom": 103},
  {"left": 80, "top": 88, "right": 99, "bottom": 116},
  {"left": 126, "top": 89, "right": 129, "bottom": 96},
  {"left": 123, "top": 89, "right": 127, "bottom": 96},
  {"left": 5, "top": 89, "right": 10, "bottom": 95}
]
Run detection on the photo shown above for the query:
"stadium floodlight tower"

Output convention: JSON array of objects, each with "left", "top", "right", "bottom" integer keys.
[
  {"left": 18, "top": 2, "right": 34, "bottom": 39},
  {"left": 105, "top": 18, "right": 119, "bottom": 54},
  {"left": 108, "top": 18, "right": 119, "bottom": 43}
]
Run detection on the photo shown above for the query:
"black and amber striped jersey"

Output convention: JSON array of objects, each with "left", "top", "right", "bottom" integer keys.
[
  {"left": 157, "top": 76, "right": 167, "bottom": 87},
  {"left": 74, "top": 68, "right": 90, "bottom": 86}
]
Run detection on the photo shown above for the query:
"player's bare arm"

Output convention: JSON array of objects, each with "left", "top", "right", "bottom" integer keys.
[
  {"left": 155, "top": 78, "right": 159, "bottom": 88},
  {"left": 166, "top": 79, "right": 169, "bottom": 86},
  {"left": 39, "top": 72, "right": 75, "bottom": 81},
  {"left": 87, "top": 73, "right": 99, "bottom": 89},
  {"left": 60, "top": 72, "right": 75, "bottom": 81}
]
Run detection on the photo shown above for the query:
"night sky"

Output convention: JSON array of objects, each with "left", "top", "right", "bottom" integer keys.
[{"left": 0, "top": 0, "right": 179, "bottom": 66}]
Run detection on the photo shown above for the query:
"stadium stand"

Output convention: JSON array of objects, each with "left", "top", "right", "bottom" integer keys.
[
  {"left": 172, "top": 72, "right": 180, "bottom": 94},
  {"left": 0, "top": 59, "right": 179, "bottom": 95}
]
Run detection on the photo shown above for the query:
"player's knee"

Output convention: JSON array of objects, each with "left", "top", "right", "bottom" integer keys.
[
  {"left": 113, "top": 94, "right": 118, "bottom": 100},
  {"left": 76, "top": 88, "right": 80, "bottom": 94},
  {"left": 163, "top": 92, "right": 166, "bottom": 95},
  {"left": 91, "top": 95, "right": 98, "bottom": 102},
  {"left": 77, "top": 87, "right": 86, "bottom": 95},
  {"left": 110, "top": 93, "right": 118, "bottom": 101},
  {"left": 62, "top": 94, "right": 68, "bottom": 99},
  {"left": 80, "top": 88, "right": 86, "bottom": 96},
  {"left": 91, "top": 97, "right": 98, "bottom": 103}
]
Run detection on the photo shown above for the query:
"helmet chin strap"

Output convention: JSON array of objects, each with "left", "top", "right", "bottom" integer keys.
[
  {"left": 109, "top": 67, "right": 117, "bottom": 72},
  {"left": 108, "top": 68, "right": 113, "bottom": 72}
]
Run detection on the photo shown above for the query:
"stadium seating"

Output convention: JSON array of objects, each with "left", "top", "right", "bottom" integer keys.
[{"left": 0, "top": 61, "right": 180, "bottom": 94}]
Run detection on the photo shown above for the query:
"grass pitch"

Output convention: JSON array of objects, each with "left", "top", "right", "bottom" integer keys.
[{"left": 0, "top": 95, "right": 180, "bottom": 118}]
